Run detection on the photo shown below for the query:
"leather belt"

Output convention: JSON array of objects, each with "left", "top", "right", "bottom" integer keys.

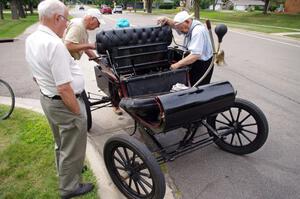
[{"left": 42, "top": 92, "right": 81, "bottom": 100}]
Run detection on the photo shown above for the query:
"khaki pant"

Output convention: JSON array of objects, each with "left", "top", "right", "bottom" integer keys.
[{"left": 40, "top": 94, "right": 87, "bottom": 196}]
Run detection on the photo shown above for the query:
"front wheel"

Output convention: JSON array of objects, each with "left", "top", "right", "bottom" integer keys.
[
  {"left": 104, "top": 134, "right": 166, "bottom": 199},
  {"left": 207, "top": 98, "right": 268, "bottom": 155},
  {"left": 0, "top": 79, "right": 15, "bottom": 120}
]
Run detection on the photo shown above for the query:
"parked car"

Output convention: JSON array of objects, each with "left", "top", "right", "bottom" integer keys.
[
  {"left": 79, "top": 5, "right": 84, "bottom": 10},
  {"left": 127, "top": 6, "right": 133, "bottom": 12},
  {"left": 100, "top": 5, "right": 112, "bottom": 14},
  {"left": 113, "top": 5, "right": 123, "bottom": 13}
]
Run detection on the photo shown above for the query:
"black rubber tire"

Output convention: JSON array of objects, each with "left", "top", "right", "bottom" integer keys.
[
  {"left": 104, "top": 134, "right": 166, "bottom": 199},
  {"left": 81, "top": 91, "right": 92, "bottom": 131},
  {"left": 0, "top": 79, "right": 15, "bottom": 120},
  {"left": 207, "top": 98, "right": 268, "bottom": 155}
]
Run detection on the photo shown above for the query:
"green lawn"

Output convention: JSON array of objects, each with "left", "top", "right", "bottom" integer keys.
[
  {"left": 150, "top": 9, "right": 300, "bottom": 33},
  {"left": 0, "top": 13, "right": 38, "bottom": 39},
  {"left": 0, "top": 107, "right": 98, "bottom": 199}
]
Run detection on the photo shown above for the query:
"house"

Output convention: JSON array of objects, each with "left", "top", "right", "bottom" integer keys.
[
  {"left": 232, "top": 0, "right": 264, "bottom": 11},
  {"left": 285, "top": 0, "right": 300, "bottom": 13},
  {"left": 209, "top": 0, "right": 264, "bottom": 11},
  {"left": 209, "top": 0, "right": 223, "bottom": 10}
]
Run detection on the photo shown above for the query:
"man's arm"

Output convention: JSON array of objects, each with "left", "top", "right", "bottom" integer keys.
[
  {"left": 170, "top": 54, "right": 199, "bottom": 70},
  {"left": 57, "top": 82, "right": 80, "bottom": 115},
  {"left": 157, "top": 17, "right": 175, "bottom": 28},
  {"left": 65, "top": 41, "right": 95, "bottom": 53},
  {"left": 85, "top": 49, "right": 100, "bottom": 64}
]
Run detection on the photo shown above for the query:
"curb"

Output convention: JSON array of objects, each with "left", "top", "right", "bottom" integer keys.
[{"left": 0, "top": 38, "right": 14, "bottom": 43}]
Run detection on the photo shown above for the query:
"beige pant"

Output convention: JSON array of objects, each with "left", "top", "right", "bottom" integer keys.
[{"left": 40, "top": 94, "right": 87, "bottom": 196}]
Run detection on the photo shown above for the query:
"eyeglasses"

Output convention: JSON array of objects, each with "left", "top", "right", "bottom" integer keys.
[{"left": 59, "top": 15, "right": 69, "bottom": 22}]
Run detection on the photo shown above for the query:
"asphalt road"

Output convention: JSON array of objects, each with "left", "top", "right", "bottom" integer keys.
[
  {"left": 1, "top": 9, "right": 300, "bottom": 199},
  {"left": 80, "top": 11, "right": 300, "bottom": 199}
]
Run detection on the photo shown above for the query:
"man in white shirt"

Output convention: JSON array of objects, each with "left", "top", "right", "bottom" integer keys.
[
  {"left": 157, "top": 11, "right": 213, "bottom": 86},
  {"left": 25, "top": 0, "right": 93, "bottom": 198}
]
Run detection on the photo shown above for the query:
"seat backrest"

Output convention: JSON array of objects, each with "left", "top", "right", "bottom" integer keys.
[{"left": 96, "top": 26, "right": 173, "bottom": 75}]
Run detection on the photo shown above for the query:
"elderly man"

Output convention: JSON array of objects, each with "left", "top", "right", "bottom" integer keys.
[
  {"left": 25, "top": 0, "right": 93, "bottom": 198},
  {"left": 64, "top": 9, "right": 103, "bottom": 63},
  {"left": 158, "top": 11, "right": 213, "bottom": 85}
]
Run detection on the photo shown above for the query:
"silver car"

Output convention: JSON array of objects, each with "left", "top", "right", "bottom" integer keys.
[{"left": 113, "top": 5, "right": 122, "bottom": 14}]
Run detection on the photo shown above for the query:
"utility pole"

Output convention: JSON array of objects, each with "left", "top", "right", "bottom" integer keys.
[{"left": 134, "top": 0, "right": 136, "bottom": 12}]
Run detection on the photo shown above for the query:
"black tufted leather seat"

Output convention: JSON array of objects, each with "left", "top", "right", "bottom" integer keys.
[
  {"left": 96, "top": 25, "right": 172, "bottom": 54},
  {"left": 96, "top": 26, "right": 173, "bottom": 76}
]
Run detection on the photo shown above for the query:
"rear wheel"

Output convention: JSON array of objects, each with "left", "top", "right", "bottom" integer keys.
[
  {"left": 0, "top": 80, "right": 15, "bottom": 120},
  {"left": 207, "top": 98, "right": 268, "bottom": 155},
  {"left": 104, "top": 134, "right": 166, "bottom": 199}
]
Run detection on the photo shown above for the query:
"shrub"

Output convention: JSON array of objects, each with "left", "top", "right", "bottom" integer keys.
[{"left": 159, "top": 3, "right": 174, "bottom": 9}]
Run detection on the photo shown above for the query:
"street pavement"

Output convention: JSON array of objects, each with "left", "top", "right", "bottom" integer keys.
[{"left": 1, "top": 8, "right": 300, "bottom": 199}]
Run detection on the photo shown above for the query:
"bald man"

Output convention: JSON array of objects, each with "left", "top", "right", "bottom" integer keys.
[{"left": 25, "top": 0, "right": 93, "bottom": 198}]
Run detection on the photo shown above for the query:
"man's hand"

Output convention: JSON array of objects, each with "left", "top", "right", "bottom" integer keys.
[
  {"left": 170, "top": 63, "right": 179, "bottom": 70},
  {"left": 157, "top": 17, "right": 171, "bottom": 26},
  {"left": 57, "top": 83, "right": 80, "bottom": 115}
]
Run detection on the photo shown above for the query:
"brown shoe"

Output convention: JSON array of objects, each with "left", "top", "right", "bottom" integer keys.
[
  {"left": 61, "top": 183, "right": 94, "bottom": 199},
  {"left": 113, "top": 107, "right": 123, "bottom": 115}
]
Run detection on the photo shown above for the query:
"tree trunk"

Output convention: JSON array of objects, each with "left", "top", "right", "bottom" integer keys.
[
  {"left": 213, "top": 0, "right": 217, "bottom": 11},
  {"left": 10, "top": 0, "right": 19, "bottom": 19},
  {"left": 0, "top": 2, "right": 4, "bottom": 20},
  {"left": 17, "top": 0, "right": 26, "bottom": 18},
  {"left": 29, "top": 0, "right": 34, "bottom": 15},
  {"left": 194, "top": 0, "right": 200, "bottom": 20},
  {"left": 145, "top": 0, "right": 153, "bottom": 13},
  {"left": 263, "top": 0, "right": 270, "bottom": 14}
]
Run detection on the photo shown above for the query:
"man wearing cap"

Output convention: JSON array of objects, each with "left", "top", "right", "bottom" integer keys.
[
  {"left": 158, "top": 11, "right": 213, "bottom": 85},
  {"left": 64, "top": 9, "right": 103, "bottom": 63}
]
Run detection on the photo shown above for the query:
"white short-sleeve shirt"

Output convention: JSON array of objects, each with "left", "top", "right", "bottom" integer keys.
[
  {"left": 183, "top": 20, "right": 213, "bottom": 61},
  {"left": 25, "top": 25, "right": 85, "bottom": 97}
]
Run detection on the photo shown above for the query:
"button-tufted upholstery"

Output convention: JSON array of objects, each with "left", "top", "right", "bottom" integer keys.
[
  {"left": 96, "top": 25, "right": 172, "bottom": 54},
  {"left": 96, "top": 25, "right": 173, "bottom": 75}
]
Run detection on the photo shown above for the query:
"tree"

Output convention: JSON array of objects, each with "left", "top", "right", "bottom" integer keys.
[
  {"left": 263, "top": 0, "right": 270, "bottom": 14},
  {"left": 194, "top": 0, "right": 200, "bottom": 19},
  {"left": 0, "top": 0, "right": 5, "bottom": 20},
  {"left": 10, "top": 0, "right": 19, "bottom": 19},
  {"left": 17, "top": 0, "right": 26, "bottom": 18},
  {"left": 23, "top": 0, "right": 36, "bottom": 15},
  {"left": 144, "top": 0, "right": 153, "bottom": 13},
  {"left": 28, "top": 0, "right": 34, "bottom": 14}
]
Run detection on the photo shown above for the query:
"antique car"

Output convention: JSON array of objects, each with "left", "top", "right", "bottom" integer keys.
[{"left": 84, "top": 22, "right": 269, "bottom": 199}]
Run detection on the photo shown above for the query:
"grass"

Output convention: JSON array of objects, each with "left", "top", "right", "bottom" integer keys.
[
  {"left": 0, "top": 13, "right": 38, "bottom": 39},
  {"left": 288, "top": 34, "right": 300, "bottom": 38},
  {"left": 149, "top": 9, "right": 300, "bottom": 33},
  {"left": 0, "top": 107, "right": 98, "bottom": 199}
]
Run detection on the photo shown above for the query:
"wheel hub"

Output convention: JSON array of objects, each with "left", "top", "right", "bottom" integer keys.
[
  {"left": 125, "top": 161, "right": 140, "bottom": 177},
  {"left": 232, "top": 121, "right": 241, "bottom": 131}
]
